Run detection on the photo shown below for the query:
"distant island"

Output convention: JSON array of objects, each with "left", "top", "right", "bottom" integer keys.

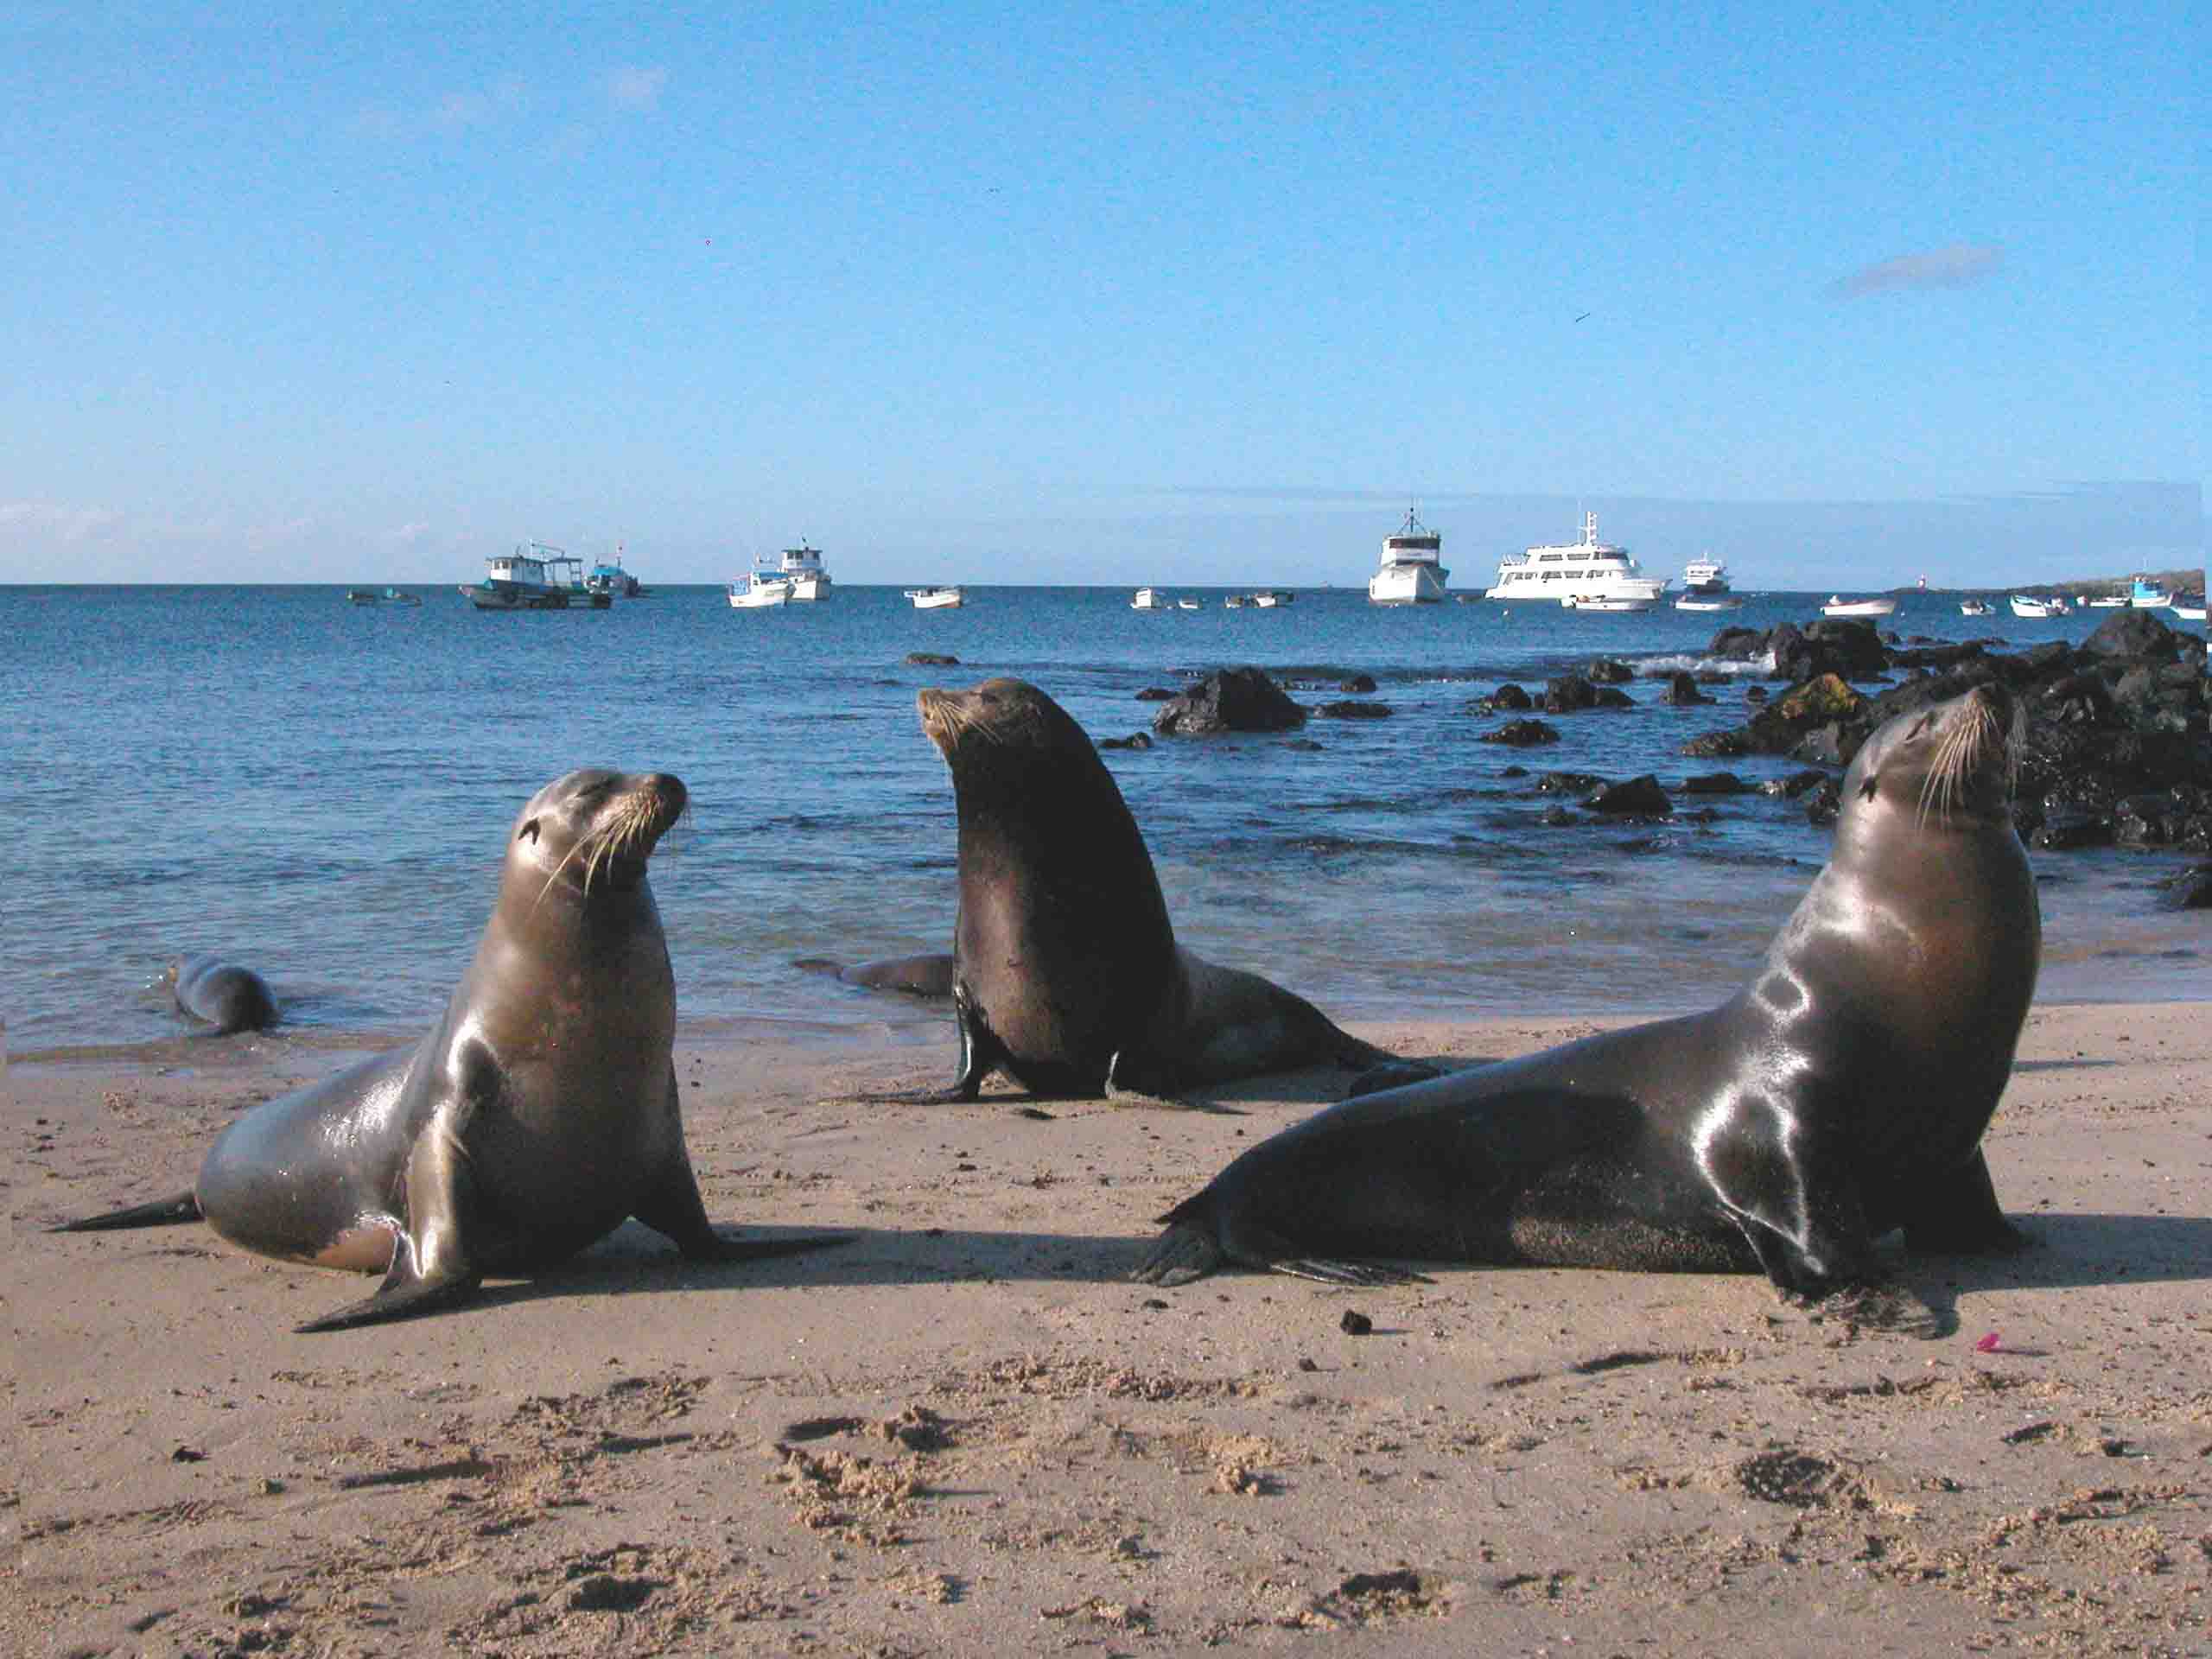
[{"left": 2045, "top": 566, "right": 2202, "bottom": 594}]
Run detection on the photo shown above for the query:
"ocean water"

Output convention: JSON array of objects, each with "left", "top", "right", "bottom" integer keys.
[{"left": 4, "top": 582, "right": 2202, "bottom": 1058}]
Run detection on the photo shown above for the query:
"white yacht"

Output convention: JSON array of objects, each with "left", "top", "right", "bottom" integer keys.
[
  {"left": 1675, "top": 556, "right": 1744, "bottom": 612},
  {"left": 906, "top": 586, "right": 963, "bottom": 609},
  {"left": 1368, "top": 508, "right": 1447, "bottom": 604},
  {"left": 1486, "top": 512, "right": 1666, "bottom": 608},
  {"left": 2009, "top": 594, "right": 2064, "bottom": 619},
  {"left": 1131, "top": 587, "right": 1168, "bottom": 610},
  {"left": 776, "top": 540, "right": 832, "bottom": 601}
]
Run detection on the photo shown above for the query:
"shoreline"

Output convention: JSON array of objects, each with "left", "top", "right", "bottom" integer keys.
[{"left": 16, "top": 1003, "right": 2210, "bottom": 1655}]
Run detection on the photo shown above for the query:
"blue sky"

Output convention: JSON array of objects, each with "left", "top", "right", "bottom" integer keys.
[{"left": 3, "top": 2, "right": 2201, "bottom": 588}]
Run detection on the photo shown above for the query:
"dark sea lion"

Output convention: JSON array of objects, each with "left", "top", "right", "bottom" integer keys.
[
  {"left": 169, "top": 953, "right": 279, "bottom": 1033},
  {"left": 55, "top": 768, "right": 842, "bottom": 1332},
  {"left": 796, "top": 953, "right": 957, "bottom": 997},
  {"left": 1136, "top": 683, "right": 2040, "bottom": 1326},
  {"left": 886, "top": 677, "right": 1406, "bottom": 1101}
]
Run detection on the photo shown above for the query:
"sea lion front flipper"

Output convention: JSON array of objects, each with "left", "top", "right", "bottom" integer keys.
[
  {"left": 632, "top": 1079, "right": 856, "bottom": 1263},
  {"left": 294, "top": 1252, "right": 484, "bottom": 1334},
  {"left": 857, "top": 982, "right": 1000, "bottom": 1104},
  {"left": 49, "top": 1192, "right": 203, "bottom": 1231},
  {"left": 1897, "top": 1147, "right": 2033, "bottom": 1255}
]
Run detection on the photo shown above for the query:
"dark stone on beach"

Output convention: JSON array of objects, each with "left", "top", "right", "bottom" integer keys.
[
  {"left": 1285, "top": 738, "right": 1325, "bottom": 753},
  {"left": 1341, "top": 673, "right": 1377, "bottom": 693},
  {"left": 1767, "top": 770, "right": 1833, "bottom": 800},
  {"left": 1681, "top": 728, "right": 1752, "bottom": 759},
  {"left": 1316, "top": 700, "right": 1392, "bottom": 719},
  {"left": 1153, "top": 667, "right": 1308, "bottom": 734},
  {"left": 1135, "top": 686, "right": 1180, "bottom": 701},
  {"left": 1338, "top": 1310, "right": 1373, "bottom": 1336},
  {"left": 1586, "top": 775, "right": 1672, "bottom": 817},
  {"left": 1682, "top": 772, "right": 1751, "bottom": 795},
  {"left": 2032, "top": 806, "right": 2114, "bottom": 850},
  {"left": 2158, "top": 864, "right": 2212, "bottom": 909},
  {"left": 2082, "top": 610, "right": 2182, "bottom": 661},
  {"left": 1538, "top": 804, "right": 1576, "bottom": 827},
  {"left": 1803, "top": 779, "right": 1842, "bottom": 826},
  {"left": 1745, "top": 685, "right": 1769, "bottom": 702},
  {"left": 1098, "top": 731, "right": 1154, "bottom": 751},
  {"left": 1480, "top": 719, "right": 1560, "bottom": 747},
  {"left": 905, "top": 652, "right": 959, "bottom": 666},
  {"left": 1499, "top": 765, "right": 1529, "bottom": 779},
  {"left": 1770, "top": 619, "right": 1888, "bottom": 683},
  {"left": 1478, "top": 683, "right": 1534, "bottom": 713},
  {"left": 1660, "top": 672, "right": 1713, "bottom": 706},
  {"left": 1891, "top": 641, "right": 1990, "bottom": 672},
  {"left": 1709, "top": 626, "right": 1767, "bottom": 659},
  {"left": 1544, "top": 675, "right": 1632, "bottom": 713},
  {"left": 1535, "top": 772, "right": 1605, "bottom": 796},
  {"left": 1584, "top": 658, "right": 1636, "bottom": 684}
]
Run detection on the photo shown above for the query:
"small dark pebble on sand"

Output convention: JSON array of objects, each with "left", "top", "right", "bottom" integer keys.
[{"left": 1339, "top": 1310, "right": 1373, "bottom": 1336}]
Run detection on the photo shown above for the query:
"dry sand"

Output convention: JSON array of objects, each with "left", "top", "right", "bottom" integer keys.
[{"left": 10, "top": 1002, "right": 2209, "bottom": 1656}]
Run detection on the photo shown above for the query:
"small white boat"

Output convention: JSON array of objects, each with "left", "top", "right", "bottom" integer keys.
[
  {"left": 1563, "top": 591, "right": 1661, "bottom": 613},
  {"left": 906, "top": 586, "right": 963, "bottom": 610},
  {"left": 1223, "top": 594, "right": 1248, "bottom": 608},
  {"left": 1959, "top": 598, "right": 1994, "bottom": 616},
  {"left": 728, "top": 564, "right": 792, "bottom": 608},
  {"left": 2085, "top": 592, "right": 2129, "bottom": 608},
  {"left": 2171, "top": 595, "right": 2205, "bottom": 621},
  {"left": 2009, "top": 594, "right": 2064, "bottom": 619},
  {"left": 1675, "top": 594, "right": 1745, "bottom": 612},
  {"left": 1368, "top": 507, "right": 1448, "bottom": 605},
  {"left": 1176, "top": 597, "right": 1201, "bottom": 610},
  {"left": 1680, "top": 555, "right": 1732, "bottom": 597},
  {"left": 1131, "top": 587, "right": 1168, "bottom": 610},
  {"left": 1252, "top": 589, "right": 1294, "bottom": 607},
  {"left": 775, "top": 540, "right": 832, "bottom": 601},
  {"left": 1821, "top": 595, "right": 1898, "bottom": 618}
]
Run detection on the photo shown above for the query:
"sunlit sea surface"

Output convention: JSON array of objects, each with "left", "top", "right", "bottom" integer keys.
[{"left": 6, "top": 581, "right": 2202, "bottom": 1058}]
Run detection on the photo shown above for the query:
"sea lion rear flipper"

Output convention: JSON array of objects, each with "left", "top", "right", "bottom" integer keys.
[
  {"left": 48, "top": 1192, "right": 203, "bottom": 1232},
  {"left": 1134, "top": 1204, "right": 1432, "bottom": 1288}
]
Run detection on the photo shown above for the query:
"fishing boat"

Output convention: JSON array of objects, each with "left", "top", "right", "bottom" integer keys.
[
  {"left": 1176, "top": 597, "right": 1201, "bottom": 610},
  {"left": 2009, "top": 594, "right": 2064, "bottom": 619},
  {"left": 1674, "top": 594, "right": 1745, "bottom": 612},
  {"left": 1487, "top": 512, "right": 1667, "bottom": 607},
  {"left": 1820, "top": 595, "right": 1898, "bottom": 618},
  {"left": 1367, "top": 508, "right": 1448, "bottom": 604},
  {"left": 2171, "top": 594, "right": 2206, "bottom": 621},
  {"left": 728, "top": 565, "right": 791, "bottom": 608},
  {"left": 1959, "top": 597, "right": 1994, "bottom": 617},
  {"left": 906, "top": 586, "right": 963, "bottom": 610},
  {"left": 775, "top": 540, "right": 831, "bottom": 601},
  {"left": 461, "top": 543, "right": 606, "bottom": 610},
  {"left": 585, "top": 548, "right": 645, "bottom": 600},
  {"left": 2085, "top": 589, "right": 2129, "bottom": 608},
  {"left": 1131, "top": 587, "right": 1168, "bottom": 610},
  {"left": 2129, "top": 575, "right": 2174, "bottom": 609},
  {"left": 345, "top": 588, "right": 379, "bottom": 605},
  {"left": 1252, "top": 589, "right": 1294, "bottom": 607},
  {"left": 1223, "top": 594, "right": 1248, "bottom": 608}
]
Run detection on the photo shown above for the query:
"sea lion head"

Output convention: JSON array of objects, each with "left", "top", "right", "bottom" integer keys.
[
  {"left": 917, "top": 678, "right": 1084, "bottom": 763},
  {"left": 508, "top": 768, "right": 688, "bottom": 898},
  {"left": 1840, "top": 681, "right": 2021, "bottom": 836}
]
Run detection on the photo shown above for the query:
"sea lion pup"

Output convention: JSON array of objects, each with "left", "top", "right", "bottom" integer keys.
[
  {"left": 169, "top": 953, "right": 279, "bottom": 1033},
  {"left": 881, "top": 677, "right": 1408, "bottom": 1102},
  {"left": 56, "top": 768, "right": 844, "bottom": 1332},
  {"left": 1136, "top": 682, "right": 2039, "bottom": 1324}
]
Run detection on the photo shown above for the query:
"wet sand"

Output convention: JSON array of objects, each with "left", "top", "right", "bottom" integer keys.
[{"left": 11, "top": 1002, "right": 2210, "bottom": 1656}]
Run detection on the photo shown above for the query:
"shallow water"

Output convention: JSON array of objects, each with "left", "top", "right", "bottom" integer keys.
[{"left": 4, "top": 582, "right": 2201, "bottom": 1056}]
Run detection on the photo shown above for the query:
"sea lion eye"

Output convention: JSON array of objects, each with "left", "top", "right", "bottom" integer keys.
[
  {"left": 518, "top": 819, "right": 541, "bottom": 843},
  {"left": 1859, "top": 775, "right": 1879, "bottom": 801}
]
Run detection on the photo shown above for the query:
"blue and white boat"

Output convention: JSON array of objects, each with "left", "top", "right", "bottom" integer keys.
[
  {"left": 462, "top": 543, "right": 604, "bottom": 610},
  {"left": 2129, "top": 574, "right": 2173, "bottom": 609}
]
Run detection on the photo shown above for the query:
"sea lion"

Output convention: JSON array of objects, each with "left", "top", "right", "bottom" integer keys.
[
  {"left": 169, "top": 953, "right": 279, "bottom": 1033},
  {"left": 884, "top": 677, "right": 1406, "bottom": 1101},
  {"left": 55, "top": 767, "right": 842, "bottom": 1332},
  {"left": 1136, "top": 682, "right": 2040, "bottom": 1324}
]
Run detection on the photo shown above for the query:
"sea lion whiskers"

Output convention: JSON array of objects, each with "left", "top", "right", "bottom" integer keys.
[{"left": 1915, "top": 694, "right": 2005, "bottom": 827}]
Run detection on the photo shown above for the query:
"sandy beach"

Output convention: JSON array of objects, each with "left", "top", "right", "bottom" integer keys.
[{"left": 11, "top": 1003, "right": 2209, "bottom": 1657}]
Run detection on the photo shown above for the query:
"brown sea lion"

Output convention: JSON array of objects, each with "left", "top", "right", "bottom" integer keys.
[
  {"left": 169, "top": 953, "right": 279, "bottom": 1033},
  {"left": 55, "top": 768, "right": 843, "bottom": 1331},
  {"left": 884, "top": 677, "right": 1408, "bottom": 1102},
  {"left": 1137, "top": 682, "right": 2039, "bottom": 1327}
]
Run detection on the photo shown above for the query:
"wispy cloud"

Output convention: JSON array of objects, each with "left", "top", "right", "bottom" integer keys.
[
  {"left": 355, "top": 78, "right": 530, "bottom": 140},
  {"left": 1831, "top": 244, "right": 2004, "bottom": 299},
  {"left": 608, "top": 65, "right": 667, "bottom": 111},
  {"left": 0, "top": 499, "right": 125, "bottom": 542}
]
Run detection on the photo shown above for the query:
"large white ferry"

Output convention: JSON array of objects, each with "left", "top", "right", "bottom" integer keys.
[
  {"left": 1486, "top": 512, "right": 1666, "bottom": 608},
  {"left": 777, "top": 540, "right": 832, "bottom": 601},
  {"left": 1367, "top": 508, "right": 1448, "bottom": 604}
]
